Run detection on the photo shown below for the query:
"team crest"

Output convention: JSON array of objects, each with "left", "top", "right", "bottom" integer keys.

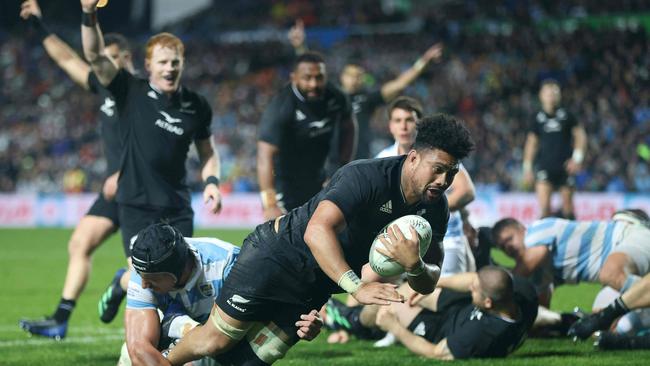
[{"left": 198, "top": 282, "right": 215, "bottom": 297}]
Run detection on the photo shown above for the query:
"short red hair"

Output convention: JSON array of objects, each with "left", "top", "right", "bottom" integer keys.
[{"left": 145, "top": 32, "right": 184, "bottom": 62}]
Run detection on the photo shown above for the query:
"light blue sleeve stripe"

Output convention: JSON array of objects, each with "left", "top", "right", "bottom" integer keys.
[
  {"left": 600, "top": 223, "right": 617, "bottom": 267},
  {"left": 526, "top": 236, "right": 556, "bottom": 247},
  {"left": 527, "top": 219, "right": 557, "bottom": 236},
  {"left": 554, "top": 222, "right": 577, "bottom": 269},
  {"left": 576, "top": 222, "right": 599, "bottom": 281},
  {"left": 126, "top": 299, "right": 157, "bottom": 309}
]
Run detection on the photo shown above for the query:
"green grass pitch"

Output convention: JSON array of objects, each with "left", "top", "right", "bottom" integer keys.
[{"left": 1, "top": 228, "right": 649, "bottom": 365}]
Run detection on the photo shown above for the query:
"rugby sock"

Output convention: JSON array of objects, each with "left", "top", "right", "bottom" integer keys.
[
  {"left": 621, "top": 274, "right": 641, "bottom": 293},
  {"left": 600, "top": 297, "right": 630, "bottom": 326},
  {"left": 53, "top": 298, "right": 76, "bottom": 323}
]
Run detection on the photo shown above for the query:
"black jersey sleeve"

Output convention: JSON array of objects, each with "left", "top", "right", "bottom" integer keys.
[
  {"left": 105, "top": 68, "right": 132, "bottom": 109},
  {"left": 528, "top": 113, "right": 540, "bottom": 136},
  {"left": 322, "top": 165, "right": 374, "bottom": 221},
  {"left": 194, "top": 95, "right": 213, "bottom": 140},
  {"left": 446, "top": 321, "right": 491, "bottom": 359},
  {"left": 258, "top": 94, "right": 291, "bottom": 146},
  {"left": 87, "top": 72, "right": 101, "bottom": 94},
  {"left": 366, "top": 89, "right": 385, "bottom": 110}
]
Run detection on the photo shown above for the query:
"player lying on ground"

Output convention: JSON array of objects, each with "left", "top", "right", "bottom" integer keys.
[
  {"left": 164, "top": 114, "right": 475, "bottom": 365},
  {"left": 325, "top": 266, "right": 538, "bottom": 359},
  {"left": 121, "top": 223, "right": 322, "bottom": 366},
  {"left": 491, "top": 209, "right": 650, "bottom": 308}
]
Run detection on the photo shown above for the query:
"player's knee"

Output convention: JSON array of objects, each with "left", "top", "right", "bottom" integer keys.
[
  {"left": 599, "top": 264, "right": 625, "bottom": 289},
  {"left": 67, "top": 233, "right": 94, "bottom": 257}
]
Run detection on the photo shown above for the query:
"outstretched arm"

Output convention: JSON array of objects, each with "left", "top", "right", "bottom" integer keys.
[
  {"left": 380, "top": 43, "right": 443, "bottom": 101},
  {"left": 304, "top": 200, "right": 403, "bottom": 305},
  {"left": 376, "top": 306, "right": 454, "bottom": 360},
  {"left": 21, "top": 0, "right": 91, "bottom": 89},
  {"left": 80, "top": 0, "right": 118, "bottom": 86},
  {"left": 125, "top": 308, "right": 167, "bottom": 366}
]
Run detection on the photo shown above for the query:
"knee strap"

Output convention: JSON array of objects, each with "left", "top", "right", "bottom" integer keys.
[{"left": 211, "top": 308, "right": 251, "bottom": 341}]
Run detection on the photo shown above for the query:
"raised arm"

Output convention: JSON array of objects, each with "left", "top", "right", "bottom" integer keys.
[
  {"left": 380, "top": 43, "right": 443, "bottom": 101},
  {"left": 21, "top": 0, "right": 91, "bottom": 89},
  {"left": 196, "top": 138, "right": 222, "bottom": 214},
  {"left": 304, "top": 200, "right": 402, "bottom": 305},
  {"left": 80, "top": 0, "right": 118, "bottom": 86}
]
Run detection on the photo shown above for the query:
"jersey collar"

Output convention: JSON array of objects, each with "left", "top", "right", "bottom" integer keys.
[{"left": 148, "top": 82, "right": 182, "bottom": 107}]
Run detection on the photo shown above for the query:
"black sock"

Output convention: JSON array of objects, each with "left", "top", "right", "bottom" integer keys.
[
  {"left": 601, "top": 297, "right": 630, "bottom": 324},
  {"left": 53, "top": 298, "right": 76, "bottom": 323}
]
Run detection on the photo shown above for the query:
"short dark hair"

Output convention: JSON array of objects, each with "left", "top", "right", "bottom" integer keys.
[
  {"left": 293, "top": 51, "right": 325, "bottom": 70},
  {"left": 104, "top": 33, "right": 131, "bottom": 53},
  {"left": 478, "top": 266, "right": 514, "bottom": 306},
  {"left": 387, "top": 96, "right": 423, "bottom": 120},
  {"left": 491, "top": 218, "right": 521, "bottom": 247},
  {"left": 413, "top": 113, "right": 474, "bottom": 160}
]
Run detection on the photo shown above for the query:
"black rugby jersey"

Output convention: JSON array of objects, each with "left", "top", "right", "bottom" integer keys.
[
  {"left": 349, "top": 90, "right": 385, "bottom": 159},
  {"left": 88, "top": 72, "right": 122, "bottom": 175},
  {"left": 279, "top": 156, "right": 449, "bottom": 296},
  {"left": 528, "top": 107, "right": 578, "bottom": 170},
  {"left": 258, "top": 82, "right": 352, "bottom": 208},
  {"left": 106, "top": 69, "right": 212, "bottom": 208},
  {"left": 434, "top": 277, "right": 538, "bottom": 359}
]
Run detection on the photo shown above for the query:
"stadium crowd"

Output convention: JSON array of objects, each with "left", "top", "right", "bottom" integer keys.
[{"left": 1, "top": 7, "right": 649, "bottom": 195}]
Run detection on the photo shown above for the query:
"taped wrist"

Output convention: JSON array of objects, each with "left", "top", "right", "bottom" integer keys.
[
  {"left": 82, "top": 11, "right": 97, "bottom": 27},
  {"left": 338, "top": 270, "right": 362, "bottom": 294},
  {"left": 260, "top": 189, "right": 277, "bottom": 209},
  {"left": 406, "top": 258, "right": 425, "bottom": 277}
]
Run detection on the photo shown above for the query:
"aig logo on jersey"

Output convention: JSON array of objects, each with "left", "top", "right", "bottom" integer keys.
[{"left": 155, "top": 111, "right": 184, "bottom": 135}]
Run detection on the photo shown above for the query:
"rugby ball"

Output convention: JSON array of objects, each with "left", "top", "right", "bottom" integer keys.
[{"left": 369, "top": 215, "right": 432, "bottom": 277}]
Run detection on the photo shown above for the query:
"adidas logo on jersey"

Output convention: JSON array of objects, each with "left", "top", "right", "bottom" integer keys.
[{"left": 380, "top": 200, "right": 392, "bottom": 214}]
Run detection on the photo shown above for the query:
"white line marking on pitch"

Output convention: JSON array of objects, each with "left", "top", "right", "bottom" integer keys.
[{"left": 0, "top": 334, "right": 124, "bottom": 347}]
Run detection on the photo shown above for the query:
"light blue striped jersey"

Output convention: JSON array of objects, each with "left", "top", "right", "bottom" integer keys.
[
  {"left": 126, "top": 237, "right": 239, "bottom": 323},
  {"left": 525, "top": 218, "right": 626, "bottom": 284}
]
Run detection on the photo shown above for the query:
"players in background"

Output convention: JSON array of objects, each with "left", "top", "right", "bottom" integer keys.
[
  {"left": 18, "top": 0, "right": 133, "bottom": 339},
  {"left": 326, "top": 267, "right": 538, "bottom": 359},
  {"left": 120, "top": 223, "right": 322, "bottom": 365},
  {"left": 257, "top": 52, "right": 356, "bottom": 220},
  {"left": 165, "top": 114, "right": 474, "bottom": 365},
  {"left": 288, "top": 20, "right": 444, "bottom": 159},
  {"left": 522, "top": 79, "right": 587, "bottom": 219},
  {"left": 491, "top": 210, "right": 650, "bottom": 308},
  {"left": 79, "top": 0, "right": 223, "bottom": 324}
]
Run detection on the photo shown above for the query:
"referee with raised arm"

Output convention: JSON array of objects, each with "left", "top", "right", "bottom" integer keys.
[
  {"left": 79, "top": 0, "right": 222, "bottom": 322},
  {"left": 257, "top": 51, "right": 356, "bottom": 220}
]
